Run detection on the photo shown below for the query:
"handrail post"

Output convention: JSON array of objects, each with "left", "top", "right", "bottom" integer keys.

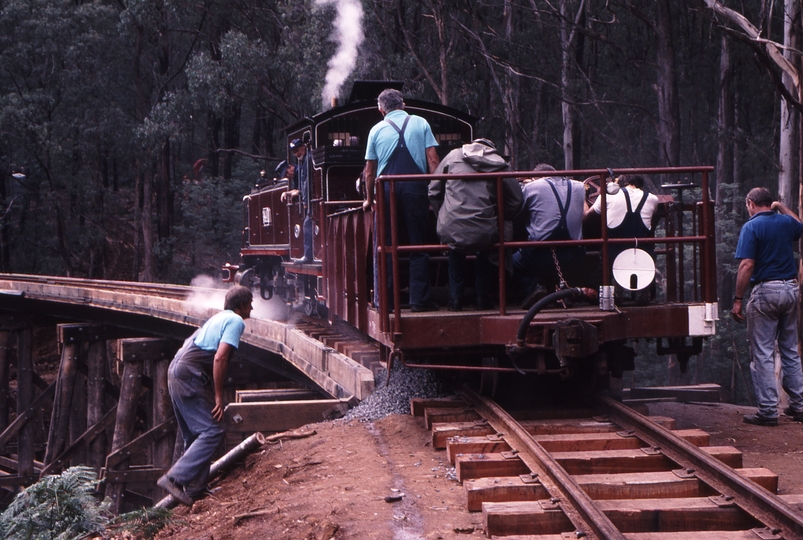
[{"left": 496, "top": 174, "right": 507, "bottom": 315}]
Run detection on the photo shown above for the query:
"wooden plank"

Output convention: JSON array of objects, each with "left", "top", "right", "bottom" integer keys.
[
  {"left": 117, "top": 337, "right": 175, "bottom": 363},
  {"left": 39, "top": 406, "right": 118, "bottom": 477},
  {"left": 0, "top": 382, "right": 56, "bottom": 453},
  {"left": 105, "top": 467, "right": 169, "bottom": 483},
  {"left": 152, "top": 355, "right": 173, "bottom": 501},
  {"left": 553, "top": 448, "right": 676, "bottom": 475},
  {"left": 465, "top": 476, "right": 549, "bottom": 511},
  {"left": 628, "top": 383, "right": 722, "bottom": 403},
  {"left": 520, "top": 416, "right": 676, "bottom": 436},
  {"left": 447, "top": 436, "right": 511, "bottom": 464},
  {"left": 737, "top": 467, "right": 778, "bottom": 493},
  {"left": 105, "top": 417, "right": 177, "bottom": 470},
  {"left": 494, "top": 532, "right": 781, "bottom": 540},
  {"left": 410, "top": 397, "right": 467, "bottom": 417},
  {"left": 0, "top": 331, "right": 9, "bottom": 432},
  {"left": 424, "top": 407, "right": 481, "bottom": 430},
  {"left": 597, "top": 497, "right": 754, "bottom": 532},
  {"left": 44, "top": 341, "right": 80, "bottom": 465},
  {"left": 57, "top": 323, "right": 139, "bottom": 345},
  {"left": 573, "top": 471, "right": 701, "bottom": 500},
  {"left": 432, "top": 421, "right": 495, "bottom": 449},
  {"left": 553, "top": 446, "right": 742, "bottom": 475},
  {"left": 15, "top": 328, "right": 34, "bottom": 481},
  {"left": 623, "top": 532, "right": 784, "bottom": 540},
  {"left": 483, "top": 501, "right": 573, "bottom": 537},
  {"left": 326, "top": 351, "right": 374, "bottom": 400},
  {"left": 236, "top": 388, "right": 322, "bottom": 403},
  {"left": 0, "top": 475, "right": 31, "bottom": 488},
  {"left": 106, "top": 345, "right": 145, "bottom": 514},
  {"left": 533, "top": 429, "right": 709, "bottom": 452},
  {"left": 0, "top": 456, "right": 41, "bottom": 475},
  {"left": 520, "top": 417, "right": 619, "bottom": 436},
  {"left": 701, "top": 446, "right": 743, "bottom": 468},
  {"left": 455, "top": 453, "right": 530, "bottom": 483},
  {"left": 87, "top": 340, "right": 108, "bottom": 472},
  {"left": 224, "top": 400, "right": 349, "bottom": 432}
]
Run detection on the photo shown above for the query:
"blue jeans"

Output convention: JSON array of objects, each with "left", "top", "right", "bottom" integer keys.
[
  {"left": 166, "top": 353, "right": 225, "bottom": 494},
  {"left": 373, "top": 181, "right": 431, "bottom": 307},
  {"left": 747, "top": 279, "right": 803, "bottom": 418},
  {"left": 303, "top": 213, "right": 314, "bottom": 260},
  {"left": 448, "top": 250, "right": 495, "bottom": 306},
  {"left": 512, "top": 246, "right": 587, "bottom": 295}
]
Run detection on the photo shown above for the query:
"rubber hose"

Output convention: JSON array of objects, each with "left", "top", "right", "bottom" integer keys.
[{"left": 516, "top": 287, "right": 585, "bottom": 346}]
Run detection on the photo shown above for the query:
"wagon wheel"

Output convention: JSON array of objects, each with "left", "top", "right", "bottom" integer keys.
[
  {"left": 235, "top": 267, "right": 256, "bottom": 288},
  {"left": 478, "top": 356, "right": 499, "bottom": 397},
  {"left": 583, "top": 176, "right": 602, "bottom": 206}
]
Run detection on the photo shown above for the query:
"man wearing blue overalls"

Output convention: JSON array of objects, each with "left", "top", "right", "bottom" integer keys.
[
  {"left": 157, "top": 286, "right": 253, "bottom": 504},
  {"left": 362, "top": 88, "right": 440, "bottom": 311}
]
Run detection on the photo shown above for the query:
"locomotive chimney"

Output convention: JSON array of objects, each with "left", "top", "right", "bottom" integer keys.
[{"left": 331, "top": 97, "right": 339, "bottom": 109}]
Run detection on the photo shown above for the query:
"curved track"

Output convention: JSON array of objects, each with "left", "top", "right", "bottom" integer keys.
[{"left": 415, "top": 389, "right": 803, "bottom": 539}]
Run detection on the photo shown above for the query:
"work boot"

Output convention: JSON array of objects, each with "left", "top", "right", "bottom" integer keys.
[
  {"left": 157, "top": 475, "right": 193, "bottom": 505},
  {"left": 783, "top": 407, "right": 803, "bottom": 422},
  {"left": 742, "top": 413, "right": 778, "bottom": 427},
  {"left": 521, "top": 284, "right": 547, "bottom": 310}
]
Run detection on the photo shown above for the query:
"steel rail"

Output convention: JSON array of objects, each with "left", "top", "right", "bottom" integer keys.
[
  {"left": 596, "top": 395, "right": 803, "bottom": 538},
  {"left": 459, "top": 386, "right": 626, "bottom": 540},
  {"left": 0, "top": 273, "right": 202, "bottom": 300}
]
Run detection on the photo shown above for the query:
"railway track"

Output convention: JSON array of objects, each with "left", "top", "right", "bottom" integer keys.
[
  {"left": 414, "top": 389, "right": 803, "bottom": 540},
  {"left": 0, "top": 273, "right": 195, "bottom": 300}
]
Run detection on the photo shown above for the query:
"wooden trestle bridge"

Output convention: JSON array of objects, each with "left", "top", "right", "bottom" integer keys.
[{"left": 0, "top": 274, "right": 379, "bottom": 513}]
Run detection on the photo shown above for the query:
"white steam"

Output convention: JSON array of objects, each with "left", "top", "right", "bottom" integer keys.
[
  {"left": 316, "top": 0, "right": 364, "bottom": 107},
  {"left": 183, "top": 274, "right": 287, "bottom": 322}
]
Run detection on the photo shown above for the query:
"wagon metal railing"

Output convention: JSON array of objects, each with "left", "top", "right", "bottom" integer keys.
[{"left": 370, "top": 166, "right": 716, "bottom": 337}]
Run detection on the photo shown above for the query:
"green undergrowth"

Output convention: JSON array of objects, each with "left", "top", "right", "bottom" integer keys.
[{"left": 0, "top": 466, "right": 174, "bottom": 540}]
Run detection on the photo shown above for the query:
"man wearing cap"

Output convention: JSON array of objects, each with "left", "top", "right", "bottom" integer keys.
[
  {"left": 429, "top": 138, "right": 522, "bottom": 310},
  {"left": 732, "top": 187, "right": 803, "bottom": 426},
  {"left": 363, "top": 88, "right": 440, "bottom": 311},
  {"left": 281, "top": 139, "right": 315, "bottom": 264}
]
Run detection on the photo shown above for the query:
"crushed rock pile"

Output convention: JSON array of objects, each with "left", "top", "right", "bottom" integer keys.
[{"left": 340, "top": 362, "right": 454, "bottom": 422}]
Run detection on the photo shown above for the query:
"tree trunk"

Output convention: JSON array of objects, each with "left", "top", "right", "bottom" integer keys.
[
  {"left": 158, "top": 137, "right": 172, "bottom": 240},
  {"left": 779, "top": 0, "right": 798, "bottom": 205},
  {"left": 140, "top": 166, "right": 155, "bottom": 282},
  {"left": 655, "top": 0, "right": 680, "bottom": 167},
  {"left": 504, "top": 0, "right": 518, "bottom": 166},
  {"left": 560, "top": 0, "right": 574, "bottom": 170},
  {"left": 716, "top": 35, "right": 734, "bottom": 296}
]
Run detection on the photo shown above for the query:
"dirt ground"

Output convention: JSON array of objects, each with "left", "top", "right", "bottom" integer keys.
[{"left": 152, "top": 400, "right": 803, "bottom": 540}]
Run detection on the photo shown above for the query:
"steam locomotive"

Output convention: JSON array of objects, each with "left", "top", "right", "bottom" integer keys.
[{"left": 223, "top": 80, "right": 718, "bottom": 390}]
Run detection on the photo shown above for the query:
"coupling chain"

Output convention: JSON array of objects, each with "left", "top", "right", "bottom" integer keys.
[{"left": 551, "top": 248, "right": 569, "bottom": 289}]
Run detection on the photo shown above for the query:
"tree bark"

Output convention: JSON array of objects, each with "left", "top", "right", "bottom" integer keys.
[
  {"left": 779, "top": 0, "right": 798, "bottom": 205},
  {"left": 655, "top": 0, "right": 680, "bottom": 167},
  {"left": 561, "top": 0, "right": 574, "bottom": 170}
]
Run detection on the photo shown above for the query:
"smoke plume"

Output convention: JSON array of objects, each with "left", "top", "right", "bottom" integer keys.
[{"left": 316, "top": 0, "right": 364, "bottom": 107}]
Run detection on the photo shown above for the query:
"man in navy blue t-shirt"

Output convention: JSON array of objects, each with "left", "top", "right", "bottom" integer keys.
[{"left": 732, "top": 187, "right": 803, "bottom": 426}]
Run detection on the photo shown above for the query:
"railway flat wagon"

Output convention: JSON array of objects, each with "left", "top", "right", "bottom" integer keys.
[{"left": 225, "top": 81, "right": 718, "bottom": 390}]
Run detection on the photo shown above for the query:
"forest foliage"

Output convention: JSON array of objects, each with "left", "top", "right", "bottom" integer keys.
[{"left": 0, "top": 0, "right": 799, "bottom": 400}]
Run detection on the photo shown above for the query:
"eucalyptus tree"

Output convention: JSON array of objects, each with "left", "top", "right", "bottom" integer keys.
[
  {"left": 702, "top": 0, "right": 803, "bottom": 206},
  {"left": 0, "top": 0, "right": 131, "bottom": 277}
]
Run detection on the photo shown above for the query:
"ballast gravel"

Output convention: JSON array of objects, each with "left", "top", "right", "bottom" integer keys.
[{"left": 340, "top": 362, "right": 454, "bottom": 422}]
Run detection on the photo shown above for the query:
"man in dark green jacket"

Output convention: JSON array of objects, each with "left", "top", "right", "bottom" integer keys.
[{"left": 429, "top": 138, "right": 523, "bottom": 310}]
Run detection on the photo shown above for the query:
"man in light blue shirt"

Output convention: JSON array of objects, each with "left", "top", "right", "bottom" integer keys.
[
  {"left": 158, "top": 286, "right": 253, "bottom": 505},
  {"left": 362, "top": 88, "right": 440, "bottom": 311}
]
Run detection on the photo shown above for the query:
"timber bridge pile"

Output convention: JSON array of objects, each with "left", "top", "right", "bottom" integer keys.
[
  {"left": 0, "top": 274, "right": 380, "bottom": 513},
  {"left": 414, "top": 389, "right": 803, "bottom": 539}
]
